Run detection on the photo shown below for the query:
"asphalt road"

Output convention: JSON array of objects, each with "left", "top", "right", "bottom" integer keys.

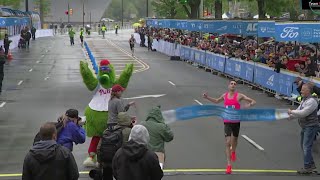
[{"left": 0, "top": 30, "right": 319, "bottom": 180}]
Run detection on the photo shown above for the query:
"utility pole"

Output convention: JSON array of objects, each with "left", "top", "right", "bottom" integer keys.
[
  {"left": 25, "top": 0, "right": 29, "bottom": 11},
  {"left": 90, "top": 12, "right": 91, "bottom": 28},
  {"left": 68, "top": 2, "right": 70, "bottom": 23},
  {"left": 83, "top": 1, "right": 85, "bottom": 28},
  {"left": 121, "top": 0, "right": 124, "bottom": 27},
  {"left": 146, "top": 0, "right": 148, "bottom": 17}
]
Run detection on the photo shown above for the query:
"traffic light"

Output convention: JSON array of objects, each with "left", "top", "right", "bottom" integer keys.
[
  {"left": 65, "top": 10, "right": 69, "bottom": 15},
  {"left": 69, "top": 8, "right": 73, "bottom": 15}
]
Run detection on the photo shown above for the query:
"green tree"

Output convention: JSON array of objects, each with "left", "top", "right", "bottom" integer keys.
[
  {"left": 243, "top": 0, "right": 293, "bottom": 19},
  {"left": 124, "top": 2, "right": 139, "bottom": 20},
  {"left": 0, "top": 0, "right": 22, "bottom": 9},
  {"left": 104, "top": 0, "right": 122, "bottom": 20},
  {"left": 178, "top": 0, "right": 201, "bottom": 19},
  {"left": 105, "top": 0, "right": 147, "bottom": 21},
  {"left": 152, "top": 0, "right": 184, "bottom": 18},
  {"left": 33, "top": 0, "right": 51, "bottom": 28}
]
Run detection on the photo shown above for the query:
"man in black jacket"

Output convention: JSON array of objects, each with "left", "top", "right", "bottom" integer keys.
[
  {"left": 3, "top": 34, "right": 11, "bottom": 56},
  {"left": 0, "top": 47, "right": 6, "bottom": 95},
  {"left": 112, "top": 125, "right": 163, "bottom": 180},
  {"left": 22, "top": 122, "right": 79, "bottom": 180}
]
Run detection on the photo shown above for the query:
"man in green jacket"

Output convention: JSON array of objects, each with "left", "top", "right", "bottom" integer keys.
[
  {"left": 68, "top": 28, "right": 75, "bottom": 46},
  {"left": 141, "top": 106, "right": 174, "bottom": 169}
]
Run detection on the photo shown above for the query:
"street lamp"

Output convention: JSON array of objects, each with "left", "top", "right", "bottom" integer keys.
[
  {"left": 83, "top": 0, "right": 85, "bottom": 28},
  {"left": 121, "top": 0, "right": 124, "bottom": 27}
]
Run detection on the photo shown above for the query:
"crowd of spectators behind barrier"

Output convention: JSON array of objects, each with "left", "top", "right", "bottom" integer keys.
[{"left": 135, "top": 27, "right": 320, "bottom": 78}]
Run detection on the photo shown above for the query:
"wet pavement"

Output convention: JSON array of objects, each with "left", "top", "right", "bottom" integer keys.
[{"left": 0, "top": 30, "right": 319, "bottom": 179}]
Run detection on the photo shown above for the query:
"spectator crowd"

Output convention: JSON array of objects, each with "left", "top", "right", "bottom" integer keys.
[{"left": 136, "top": 27, "right": 320, "bottom": 77}]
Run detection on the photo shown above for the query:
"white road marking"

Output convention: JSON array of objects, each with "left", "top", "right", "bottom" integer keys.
[
  {"left": 194, "top": 99, "right": 203, "bottom": 105},
  {"left": 0, "top": 102, "right": 6, "bottom": 108},
  {"left": 36, "top": 61, "right": 40, "bottom": 63},
  {"left": 168, "top": 81, "right": 176, "bottom": 86},
  {"left": 29, "top": 69, "right": 33, "bottom": 72},
  {"left": 242, "top": 135, "right": 265, "bottom": 151},
  {"left": 44, "top": 77, "right": 49, "bottom": 80},
  {"left": 124, "top": 94, "right": 166, "bottom": 100},
  {"left": 17, "top": 80, "right": 23, "bottom": 86},
  {"left": 113, "top": 65, "right": 144, "bottom": 68},
  {"left": 41, "top": 55, "right": 45, "bottom": 58}
]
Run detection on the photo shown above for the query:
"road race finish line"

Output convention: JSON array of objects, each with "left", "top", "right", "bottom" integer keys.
[
  {"left": 162, "top": 105, "right": 290, "bottom": 123},
  {"left": 1, "top": 169, "right": 319, "bottom": 178}
]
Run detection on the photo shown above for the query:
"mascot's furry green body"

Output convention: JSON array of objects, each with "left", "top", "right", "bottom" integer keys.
[{"left": 80, "top": 59, "right": 133, "bottom": 166}]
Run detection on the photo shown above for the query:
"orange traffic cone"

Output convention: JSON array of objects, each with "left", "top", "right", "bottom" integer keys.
[{"left": 7, "top": 51, "right": 12, "bottom": 60}]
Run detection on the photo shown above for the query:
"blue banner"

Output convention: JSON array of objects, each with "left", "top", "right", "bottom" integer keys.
[
  {"left": 278, "top": 72, "right": 295, "bottom": 96},
  {"left": 225, "top": 21, "right": 243, "bottom": 35},
  {"left": 258, "top": 21, "right": 275, "bottom": 37},
  {"left": 211, "top": 54, "right": 225, "bottom": 72},
  {"left": 299, "top": 23, "right": 320, "bottom": 43},
  {"left": 0, "top": 17, "right": 26, "bottom": 27},
  {"left": 187, "top": 21, "right": 203, "bottom": 31},
  {"left": 214, "top": 21, "right": 228, "bottom": 34},
  {"left": 243, "top": 21, "right": 258, "bottom": 36},
  {"left": 275, "top": 23, "right": 300, "bottom": 42},
  {"left": 162, "top": 105, "right": 289, "bottom": 123},
  {"left": 180, "top": 46, "right": 185, "bottom": 60},
  {"left": 202, "top": 21, "right": 214, "bottom": 33},
  {"left": 184, "top": 47, "right": 190, "bottom": 61},
  {"left": 146, "top": 19, "right": 320, "bottom": 42},
  {"left": 146, "top": 19, "right": 152, "bottom": 26},
  {"left": 224, "top": 58, "right": 242, "bottom": 77},
  {"left": 194, "top": 50, "right": 201, "bottom": 64},
  {"left": 206, "top": 53, "right": 215, "bottom": 69},
  {"left": 254, "top": 65, "right": 278, "bottom": 91},
  {"left": 240, "top": 62, "right": 255, "bottom": 82}
]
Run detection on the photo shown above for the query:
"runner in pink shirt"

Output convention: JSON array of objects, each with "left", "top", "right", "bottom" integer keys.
[{"left": 203, "top": 80, "right": 256, "bottom": 174}]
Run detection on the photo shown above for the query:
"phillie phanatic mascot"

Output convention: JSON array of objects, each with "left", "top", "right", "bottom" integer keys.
[{"left": 80, "top": 59, "right": 133, "bottom": 166}]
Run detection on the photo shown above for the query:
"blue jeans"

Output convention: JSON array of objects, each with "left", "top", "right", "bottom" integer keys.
[{"left": 300, "top": 126, "right": 318, "bottom": 168}]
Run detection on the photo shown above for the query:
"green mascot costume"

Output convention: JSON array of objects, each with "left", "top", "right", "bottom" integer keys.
[{"left": 80, "top": 59, "right": 133, "bottom": 167}]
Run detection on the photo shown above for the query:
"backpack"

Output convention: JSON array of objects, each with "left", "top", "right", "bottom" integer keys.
[
  {"left": 33, "top": 121, "right": 64, "bottom": 145},
  {"left": 98, "top": 127, "right": 124, "bottom": 163}
]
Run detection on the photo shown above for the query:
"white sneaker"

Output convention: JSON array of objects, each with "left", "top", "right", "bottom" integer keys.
[{"left": 83, "top": 156, "right": 96, "bottom": 167}]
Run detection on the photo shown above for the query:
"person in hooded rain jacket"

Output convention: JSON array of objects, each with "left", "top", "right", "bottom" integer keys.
[
  {"left": 22, "top": 122, "right": 79, "bottom": 180},
  {"left": 140, "top": 106, "right": 174, "bottom": 169},
  {"left": 112, "top": 125, "right": 163, "bottom": 180}
]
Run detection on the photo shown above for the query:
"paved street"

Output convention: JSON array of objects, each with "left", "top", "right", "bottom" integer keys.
[{"left": 0, "top": 30, "right": 319, "bottom": 179}]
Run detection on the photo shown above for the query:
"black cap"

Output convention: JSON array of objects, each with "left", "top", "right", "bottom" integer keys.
[{"left": 65, "top": 109, "right": 79, "bottom": 119}]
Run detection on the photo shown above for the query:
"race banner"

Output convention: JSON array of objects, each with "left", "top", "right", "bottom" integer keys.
[{"left": 162, "top": 105, "right": 290, "bottom": 124}]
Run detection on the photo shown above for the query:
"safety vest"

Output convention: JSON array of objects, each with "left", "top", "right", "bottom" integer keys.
[
  {"left": 101, "top": 26, "right": 107, "bottom": 31},
  {"left": 297, "top": 93, "right": 318, "bottom": 102},
  {"left": 80, "top": 30, "right": 84, "bottom": 36}
]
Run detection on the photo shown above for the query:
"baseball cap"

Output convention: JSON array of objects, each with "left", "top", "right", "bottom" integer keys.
[
  {"left": 65, "top": 109, "right": 79, "bottom": 119},
  {"left": 100, "top": 59, "right": 110, "bottom": 66},
  {"left": 112, "top": 84, "right": 125, "bottom": 92}
]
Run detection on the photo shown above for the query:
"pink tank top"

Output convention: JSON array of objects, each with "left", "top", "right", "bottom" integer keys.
[{"left": 224, "top": 92, "right": 240, "bottom": 123}]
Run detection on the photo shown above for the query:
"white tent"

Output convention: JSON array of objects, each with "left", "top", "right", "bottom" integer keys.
[
  {"left": 222, "top": 13, "right": 231, "bottom": 19},
  {"left": 253, "top": 14, "right": 270, "bottom": 19}
]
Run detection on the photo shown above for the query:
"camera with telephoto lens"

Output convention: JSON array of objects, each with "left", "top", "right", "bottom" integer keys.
[{"left": 89, "top": 168, "right": 103, "bottom": 180}]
